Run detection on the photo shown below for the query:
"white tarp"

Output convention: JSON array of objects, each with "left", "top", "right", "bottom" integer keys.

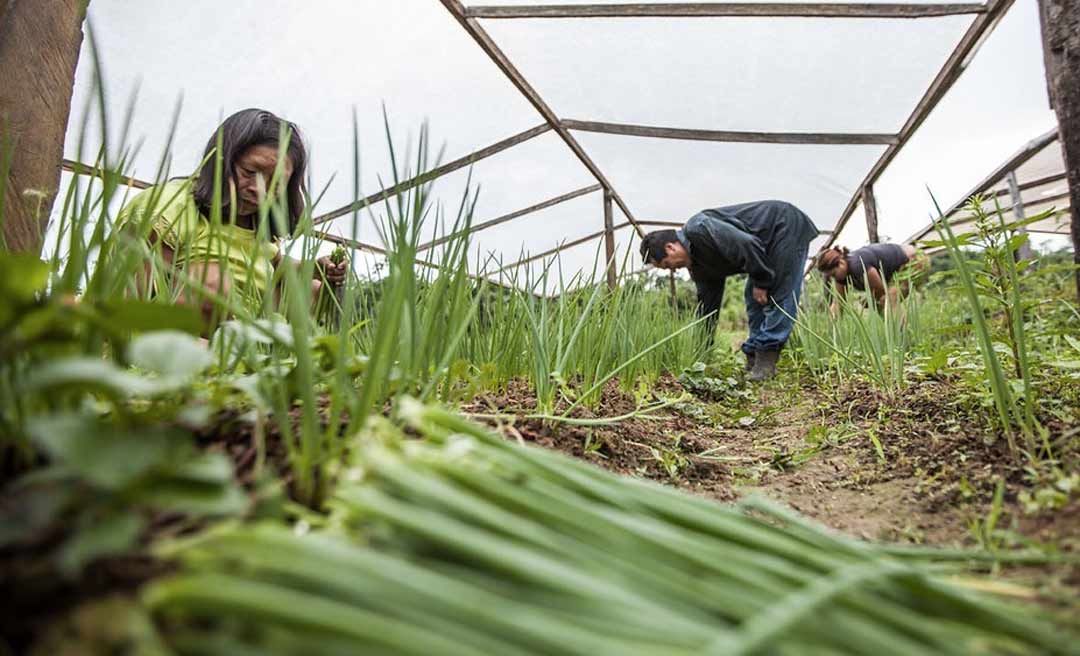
[{"left": 57, "top": 0, "right": 1059, "bottom": 287}]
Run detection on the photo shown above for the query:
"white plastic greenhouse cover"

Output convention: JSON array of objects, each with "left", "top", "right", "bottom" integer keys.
[
  {"left": 57, "top": 0, "right": 1058, "bottom": 289},
  {"left": 901, "top": 133, "right": 1071, "bottom": 250}
]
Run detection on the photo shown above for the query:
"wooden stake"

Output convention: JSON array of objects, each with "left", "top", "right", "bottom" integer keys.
[{"left": 603, "top": 189, "right": 617, "bottom": 289}]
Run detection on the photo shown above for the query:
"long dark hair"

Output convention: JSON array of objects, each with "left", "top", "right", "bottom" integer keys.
[{"left": 192, "top": 108, "right": 308, "bottom": 238}]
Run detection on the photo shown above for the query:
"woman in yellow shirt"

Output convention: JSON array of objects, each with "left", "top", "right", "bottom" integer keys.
[{"left": 119, "top": 108, "right": 347, "bottom": 325}]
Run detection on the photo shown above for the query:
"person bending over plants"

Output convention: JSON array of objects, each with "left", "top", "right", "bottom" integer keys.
[
  {"left": 117, "top": 108, "right": 348, "bottom": 327},
  {"left": 640, "top": 200, "right": 819, "bottom": 382},
  {"left": 815, "top": 242, "right": 926, "bottom": 317}
]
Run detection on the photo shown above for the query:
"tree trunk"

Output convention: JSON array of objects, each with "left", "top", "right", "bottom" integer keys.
[
  {"left": 0, "top": 0, "right": 87, "bottom": 255},
  {"left": 1037, "top": 0, "right": 1080, "bottom": 301}
]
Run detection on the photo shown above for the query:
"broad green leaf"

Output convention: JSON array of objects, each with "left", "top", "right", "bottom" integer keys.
[
  {"left": 10, "top": 304, "right": 75, "bottom": 344},
  {"left": 128, "top": 330, "right": 212, "bottom": 378},
  {"left": 167, "top": 452, "right": 235, "bottom": 485},
  {"left": 26, "top": 413, "right": 191, "bottom": 489},
  {"left": 0, "top": 253, "right": 49, "bottom": 301},
  {"left": 0, "top": 254, "right": 50, "bottom": 326},
  {"left": 0, "top": 478, "right": 74, "bottom": 548},
  {"left": 22, "top": 356, "right": 187, "bottom": 397},
  {"left": 140, "top": 478, "right": 248, "bottom": 516},
  {"left": 97, "top": 299, "right": 204, "bottom": 336},
  {"left": 57, "top": 512, "right": 144, "bottom": 578}
]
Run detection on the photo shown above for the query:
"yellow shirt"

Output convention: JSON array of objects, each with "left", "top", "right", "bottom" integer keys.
[{"left": 117, "top": 180, "right": 279, "bottom": 299}]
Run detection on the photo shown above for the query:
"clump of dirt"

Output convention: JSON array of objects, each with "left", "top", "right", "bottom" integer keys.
[{"left": 463, "top": 376, "right": 739, "bottom": 501}]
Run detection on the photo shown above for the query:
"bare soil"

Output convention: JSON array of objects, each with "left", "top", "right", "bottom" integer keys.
[{"left": 466, "top": 373, "right": 1080, "bottom": 610}]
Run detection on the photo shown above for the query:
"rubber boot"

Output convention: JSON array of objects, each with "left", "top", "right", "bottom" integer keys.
[
  {"left": 744, "top": 351, "right": 756, "bottom": 372},
  {"left": 748, "top": 350, "right": 779, "bottom": 382}
]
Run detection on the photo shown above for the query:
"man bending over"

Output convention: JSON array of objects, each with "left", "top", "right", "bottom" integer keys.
[{"left": 640, "top": 200, "right": 818, "bottom": 381}]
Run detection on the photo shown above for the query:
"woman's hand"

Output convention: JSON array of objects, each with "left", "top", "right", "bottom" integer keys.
[
  {"left": 316, "top": 255, "right": 348, "bottom": 288},
  {"left": 752, "top": 286, "right": 769, "bottom": 306}
]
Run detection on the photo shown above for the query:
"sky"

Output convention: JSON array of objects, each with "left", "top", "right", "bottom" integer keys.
[{"left": 57, "top": 0, "right": 1063, "bottom": 282}]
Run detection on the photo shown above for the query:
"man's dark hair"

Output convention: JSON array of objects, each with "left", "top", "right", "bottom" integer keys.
[
  {"left": 192, "top": 108, "right": 308, "bottom": 238},
  {"left": 639, "top": 229, "right": 680, "bottom": 264}
]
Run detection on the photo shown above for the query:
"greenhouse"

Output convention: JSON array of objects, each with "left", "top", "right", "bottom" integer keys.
[{"left": 1, "top": 0, "right": 1078, "bottom": 653}]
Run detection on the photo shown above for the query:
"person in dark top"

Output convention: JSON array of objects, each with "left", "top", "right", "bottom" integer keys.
[
  {"left": 815, "top": 243, "right": 926, "bottom": 315},
  {"left": 640, "top": 200, "right": 819, "bottom": 381}
]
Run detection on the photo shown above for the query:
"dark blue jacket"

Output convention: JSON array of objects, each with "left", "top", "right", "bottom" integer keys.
[{"left": 683, "top": 201, "right": 818, "bottom": 317}]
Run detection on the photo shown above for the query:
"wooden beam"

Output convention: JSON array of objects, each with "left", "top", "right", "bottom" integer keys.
[
  {"left": 562, "top": 119, "right": 898, "bottom": 145},
  {"left": 909, "top": 190, "right": 1072, "bottom": 243},
  {"left": 603, "top": 189, "right": 616, "bottom": 289},
  {"left": 973, "top": 170, "right": 1067, "bottom": 201},
  {"left": 821, "top": 0, "right": 1016, "bottom": 253},
  {"left": 467, "top": 3, "right": 988, "bottom": 19},
  {"left": 903, "top": 128, "right": 1060, "bottom": 243},
  {"left": 863, "top": 184, "right": 880, "bottom": 243},
  {"left": 315, "top": 229, "right": 541, "bottom": 295},
  {"left": 439, "top": 0, "right": 645, "bottom": 237},
  {"left": 60, "top": 159, "right": 458, "bottom": 278},
  {"left": 417, "top": 183, "right": 601, "bottom": 252},
  {"left": 1037, "top": 0, "right": 1080, "bottom": 300},
  {"left": 638, "top": 220, "right": 684, "bottom": 227},
  {"left": 497, "top": 221, "right": 633, "bottom": 272},
  {"left": 63, "top": 158, "right": 152, "bottom": 190},
  {"left": 311, "top": 123, "right": 552, "bottom": 226},
  {"left": 1009, "top": 171, "right": 1068, "bottom": 193}
]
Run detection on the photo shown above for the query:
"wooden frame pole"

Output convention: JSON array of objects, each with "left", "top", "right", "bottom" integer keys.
[
  {"left": 603, "top": 188, "right": 617, "bottom": 289},
  {"left": 1006, "top": 169, "right": 1036, "bottom": 261},
  {"left": 439, "top": 0, "right": 645, "bottom": 237},
  {"left": 311, "top": 123, "right": 551, "bottom": 226},
  {"left": 496, "top": 221, "right": 633, "bottom": 273},
  {"left": 822, "top": 0, "right": 1015, "bottom": 253},
  {"left": 562, "top": 119, "right": 897, "bottom": 145},
  {"left": 467, "top": 3, "right": 988, "bottom": 19},
  {"left": 417, "top": 183, "right": 600, "bottom": 252},
  {"left": 903, "top": 129, "right": 1059, "bottom": 244},
  {"left": 862, "top": 184, "right": 880, "bottom": 243}
]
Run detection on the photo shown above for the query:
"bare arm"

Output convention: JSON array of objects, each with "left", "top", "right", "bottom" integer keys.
[
  {"left": 829, "top": 278, "right": 846, "bottom": 318},
  {"left": 271, "top": 250, "right": 322, "bottom": 306},
  {"left": 147, "top": 231, "right": 231, "bottom": 330},
  {"left": 866, "top": 267, "right": 888, "bottom": 309}
]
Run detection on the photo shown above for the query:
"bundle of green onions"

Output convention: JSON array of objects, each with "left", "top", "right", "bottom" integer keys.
[{"left": 145, "top": 399, "right": 1075, "bottom": 655}]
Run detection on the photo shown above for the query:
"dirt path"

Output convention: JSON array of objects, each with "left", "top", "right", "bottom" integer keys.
[{"left": 470, "top": 374, "right": 1080, "bottom": 610}]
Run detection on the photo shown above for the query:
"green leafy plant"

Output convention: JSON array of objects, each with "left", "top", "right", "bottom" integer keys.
[{"left": 925, "top": 194, "right": 1051, "bottom": 462}]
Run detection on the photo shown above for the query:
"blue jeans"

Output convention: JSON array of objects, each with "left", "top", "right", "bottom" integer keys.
[{"left": 741, "top": 242, "right": 809, "bottom": 354}]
